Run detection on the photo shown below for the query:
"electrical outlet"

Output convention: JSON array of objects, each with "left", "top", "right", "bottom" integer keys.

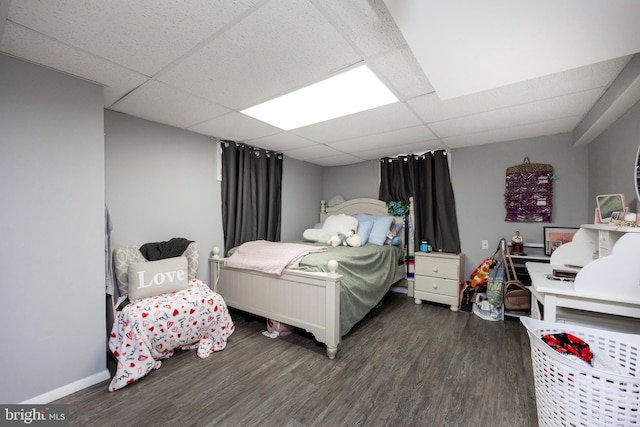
[{"left": 481, "top": 240, "right": 489, "bottom": 249}]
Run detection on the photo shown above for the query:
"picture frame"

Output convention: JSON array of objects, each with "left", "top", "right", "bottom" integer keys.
[
  {"left": 543, "top": 227, "right": 579, "bottom": 256},
  {"left": 594, "top": 193, "right": 627, "bottom": 223}
]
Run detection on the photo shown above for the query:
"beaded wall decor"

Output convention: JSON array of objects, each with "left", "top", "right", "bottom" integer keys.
[{"left": 505, "top": 157, "right": 554, "bottom": 222}]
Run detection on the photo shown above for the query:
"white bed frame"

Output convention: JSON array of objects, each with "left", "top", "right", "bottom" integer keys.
[{"left": 209, "top": 198, "right": 411, "bottom": 359}]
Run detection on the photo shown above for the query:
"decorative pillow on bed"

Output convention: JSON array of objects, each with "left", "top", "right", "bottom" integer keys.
[
  {"left": 303, "top": 214, "right": 359, "bottom": 243},
  {"left": 367, "top": 215, "right": 395, "bottom": 246},
  {"left": 385, "top": 218, "right": 403, "bottom": 245},
  {"left": 354, "top": 213, "right": 375, "bottom": 245},
  {"left": 127, "top": 256, "right": 189, "bottom": 301},
  {"left": 326, "top": 194, "right": 345, "bottom": 207},
  {"left": 302, "top": 228, "right": 322, "bottom": 242},
  {"left": 319, "top": 214, "right": 358, "bottom": 242}
]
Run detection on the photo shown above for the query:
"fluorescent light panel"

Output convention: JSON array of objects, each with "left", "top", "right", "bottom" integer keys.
[{"left": 241, "top": 65, "right": 398, "bottom": 130}]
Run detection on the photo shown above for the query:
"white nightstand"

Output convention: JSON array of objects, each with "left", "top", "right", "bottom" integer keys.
[{"left": 414, "top": 252, "right": 464, "bottom": 311}]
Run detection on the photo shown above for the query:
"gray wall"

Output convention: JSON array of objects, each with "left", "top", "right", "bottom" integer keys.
[
  {"left": 105, "top": 111, "right": 222, "bottom": 277},
  {"left": 105, "top": 111, "right": 324, "bottom": 268},
  {"left": 281, "top": 158, "right": 324, "bottom": 241},
  {"left": 323, "top": 159, "right": 380, "bottom": 201},
  {"left": 588, "top": 99, "right": 640, "bottom": 213},
  {"left": 451, "top": 134, "right": 589, "bottom": 276},
  {"left": 0, "top": 54, "right": 108, "bottom": 403}
]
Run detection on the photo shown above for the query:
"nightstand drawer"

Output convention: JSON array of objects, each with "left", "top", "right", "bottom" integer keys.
[
  {"left": 412, "top": 252, "right": 464, "bottom": 311},
  {"left": 413, "top": 290, "right": 458, "bottom": 308},
  {"left": 415, "top": 257, "right": 459, "bottom": 280},
  {"left": 415, "top": 276, "right": 458, "bottom": 297}
]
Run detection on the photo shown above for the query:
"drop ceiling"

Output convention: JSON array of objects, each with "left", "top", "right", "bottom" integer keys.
[{"left": 1, "top": 0, "right": 640, "bottom": 167}]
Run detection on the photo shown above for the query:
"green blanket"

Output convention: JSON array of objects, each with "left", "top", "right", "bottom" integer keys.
[{"left": 297, "top": 243, "right": 403, "bottom": 336}]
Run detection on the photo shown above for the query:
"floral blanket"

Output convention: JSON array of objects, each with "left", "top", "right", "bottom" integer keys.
[{"left": 108, "top": 279, "right": 234, "bottom": 391}]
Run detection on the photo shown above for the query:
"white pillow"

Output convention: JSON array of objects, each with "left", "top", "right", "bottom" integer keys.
[
  {"left": 302, "top": 228, "right": 323, "bottom": 242},
  {"left": 127, "top": 256, "right": 189, "bottom": 301},
  {"left": 326, "top": 194, "right": 345, "bottom": 207},
  {"left": 319, "top": 214, "right": 358, "bottom": 242}
]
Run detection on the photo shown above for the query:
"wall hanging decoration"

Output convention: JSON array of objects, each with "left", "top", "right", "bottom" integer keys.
[{"left": 505, "top": 157, "right": 554, "bottom": 222}]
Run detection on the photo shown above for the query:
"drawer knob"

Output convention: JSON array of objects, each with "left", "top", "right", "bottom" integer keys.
[
  {"left": 432, "top": 267, "right": 439, "bottom": 273},
  {"left": 432, "top": 283, "right": 438, "bottom": 289}
]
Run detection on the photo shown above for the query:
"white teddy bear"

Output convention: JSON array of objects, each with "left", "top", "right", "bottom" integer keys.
[
  {"left": 327, "top": 232, "right": 348, "bottom": 247},
  {"left": 327, "top": 229, "right": 362, "bottom": 247},
  {"left": 346, "top": 230, "right": 362, "bottom": 247}
]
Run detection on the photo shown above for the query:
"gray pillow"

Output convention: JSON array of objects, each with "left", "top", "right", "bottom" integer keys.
[{"left": 127, "top": 256, "right": 189, "bottom": 301}]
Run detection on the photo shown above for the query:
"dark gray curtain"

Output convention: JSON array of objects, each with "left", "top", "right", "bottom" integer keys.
[
  {"left": 379, "top": 150, "right": 461, "bottom": 253},
  {"left": 221, "top": 141, "right": 283, "bottom": 255}
]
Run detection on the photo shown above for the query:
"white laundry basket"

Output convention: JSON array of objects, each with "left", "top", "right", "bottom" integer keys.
[{"left": 520, "top": 317, "right": 640, "bottom": 426}]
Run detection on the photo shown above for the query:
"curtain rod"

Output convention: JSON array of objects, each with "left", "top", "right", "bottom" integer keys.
[
  {"left": 380, "top": 149, "right": 448, "bottom": 162},
  {"left": 220, "top": 139, "right": 283, "bottom": 158}
]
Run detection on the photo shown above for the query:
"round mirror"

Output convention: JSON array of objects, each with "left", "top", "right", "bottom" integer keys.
[{"left": 636, "top": 144, "right": 640, "bottom": 201}]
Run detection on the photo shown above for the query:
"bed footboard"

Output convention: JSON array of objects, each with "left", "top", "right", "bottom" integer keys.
[{"left": 210, "top": 252, "right": 342, "bottom": 359}]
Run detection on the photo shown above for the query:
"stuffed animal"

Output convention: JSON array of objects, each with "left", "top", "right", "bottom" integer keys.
[
  {"left": 327, "top": 232, "right": 349, "bottom": 247},
  {"left": 328, "top": 229, "right": 362, "bottom": 247},
  {"left": 346, "top": 231, "right": 362, "bottom": 247}
]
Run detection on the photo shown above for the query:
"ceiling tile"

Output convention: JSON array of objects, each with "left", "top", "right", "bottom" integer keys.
[
  {"left": 370, "top": 44, "right": 434, "bottom": 100},
  {"left": 428, "top": 88, "right": 604, "bottom": 138},
  {"left": 0, "top": 22, "right": 147, "bottom": 106},
  {"left": 158, "top": 1, "right": 361, "bottom": 110},
  {"left": 409, "top": 56, "right": 631, "bottom": 124},
  {"left": 7, "top": 0, "right": 264, "bottom": 75},
  {"left": 327, "top": 125, "right": 436, "bottom": 153},
  {"left": 305, "top": 154, "right": 368, "bottom": 167},
  {"left": 111, "top": 81, "right": 230, "bottom": 129},
  {"left": 316, "top": 0, "right": 406, "bottom": 57},
  {"left": 292, "top": 102, "right": 423, "bottom": 143},
  {"left": 354, "top": 140, "right": 448, "bottom": 161},
  {"left": 281, "top": 144, "right": 345, "bottom": 161},
  {"left": 246, "top": 132, "right": 317, "bottom": 152},
  {"left": 187, "top": 111, "right": 280, "bottom": 141},
  {"left": 443, "top": 116, "right": 580, "bottom": 148}
]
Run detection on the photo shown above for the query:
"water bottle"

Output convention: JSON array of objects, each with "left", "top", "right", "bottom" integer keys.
[{"left": 420, "top": 241, "right": 427, "bottom": 252}]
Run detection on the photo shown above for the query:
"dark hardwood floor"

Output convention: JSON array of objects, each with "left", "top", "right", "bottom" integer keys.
[{"left": 55, "top": 292, "right": 538, "bottom": 426}]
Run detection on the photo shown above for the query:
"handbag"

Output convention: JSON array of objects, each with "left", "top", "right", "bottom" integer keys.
[
  {"left": 503, "top": 280, "right": 530, "bottom": 311},
  {"left": 501, "top": 240, "right": 531, "bottom": 312},
  {"left": 459, "top": 283, "right": 477, "bottom": 312}
]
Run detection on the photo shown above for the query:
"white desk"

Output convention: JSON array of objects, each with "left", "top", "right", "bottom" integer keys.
[
  {"left": 526, "top": 261, "right": 640, "bottom": 322},
  {"left": 526, "top": 225, "right": 640, "bottom": 326},
  {"left": 511, "top": 254, "right": 550, "bottom": 263}
]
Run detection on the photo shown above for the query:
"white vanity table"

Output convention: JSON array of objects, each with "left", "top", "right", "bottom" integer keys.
[{"left": 527, "top": 224, "right": 640, "bottom": 328}]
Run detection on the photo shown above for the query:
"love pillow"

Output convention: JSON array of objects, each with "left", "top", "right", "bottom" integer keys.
[{"left": 127, "top": 256, "right": 189, "bottom": 301}]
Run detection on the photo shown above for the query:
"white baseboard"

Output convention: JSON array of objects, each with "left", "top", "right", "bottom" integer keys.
[{"left": 21, "top": 369, "right": 111, "bottom": 404}]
